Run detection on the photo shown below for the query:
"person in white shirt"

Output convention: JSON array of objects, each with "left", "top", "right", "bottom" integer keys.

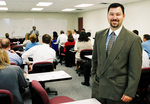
[
  {"left": 87, "top": 32, "right": 94, "bottom": 46},
  {"left": 142, "top": 50, "right": 150, "bottom": 68},
  {"left": 22, "top": 34, "right": 56, "bottom": 71},
  {"left": 55, "top": 30, "right": 68, "bottom": 49},
  {"left": 73, "top": 29, "right": 79, "bottom": 42}
]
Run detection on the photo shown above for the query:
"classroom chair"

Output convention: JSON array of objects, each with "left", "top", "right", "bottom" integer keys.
[
  {"left": 29, "top": 61, "right": 57, "bottom": 95},
  {"left": 0, "top": 89, "right": 14, "bottom": 104},
  {"left": 30, "top": 80, "right": 74, "bottom": 104}
]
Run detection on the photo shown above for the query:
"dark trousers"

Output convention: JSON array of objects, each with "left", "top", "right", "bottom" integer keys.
[{"left": 84, "top": 61, "right": 91, "bottom": 84}]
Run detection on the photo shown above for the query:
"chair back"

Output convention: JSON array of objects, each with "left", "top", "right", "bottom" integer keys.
[
  {"left": 65, "top": 45, "right": 75, "bottom": 67},
  {"left": 0, "top": 89, "right": 14, "bottom": 104},
  {"left": 138, "top": 67, "right": 150, "bottom": 89},
  {"left": 80, "top": 49, "right": 93, "bottom": 59},
  {"left": 11, "top": 46, "right": 23, "bottom": 51},
  {"left": 30, "top": 61, "right": 54, "bottom": 74},
  {"left": 30, "top": 80, "right": 49, "bottom": 104},
  {"left": 10, "top": 63, "right": 17, "bottom": 66}
]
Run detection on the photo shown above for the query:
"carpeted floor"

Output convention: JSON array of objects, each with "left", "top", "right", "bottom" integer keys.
[{"left": 23, "top": 63, "right": 92, "bottom": 104}]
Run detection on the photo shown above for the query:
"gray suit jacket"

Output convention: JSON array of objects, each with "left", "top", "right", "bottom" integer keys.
[
  {"left": 91, "top": 26, "right": 142, "bottom": 101},
  {"left": 0, "top": 65, "right": 29, "bottom": 104},
  {"left": 30, "top": 30, "right": 39, "bottom": 36}
]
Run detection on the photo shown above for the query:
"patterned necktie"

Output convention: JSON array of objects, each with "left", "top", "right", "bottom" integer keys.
[{"left": 107, "top": 32, "right": 115, "bottom": 56}]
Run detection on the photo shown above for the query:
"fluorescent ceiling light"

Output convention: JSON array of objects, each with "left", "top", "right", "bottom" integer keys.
[
  {"left": 31, "top": 8, "right": 43, "bottom": 11},
  {"left": 62, "top": 9, "right": 75, "bottom": 11},
  {"left": 0, "top": 7, "right": 8, "bottom": 10},
  {"left": 75, "top": 4, "right": 94, "bottom": 7},
  {"left": 36, "top": 2, "right": 53, "bottom": 6},
  {"left": 0, "top": 1, "right": 6, "bottom": 5}
]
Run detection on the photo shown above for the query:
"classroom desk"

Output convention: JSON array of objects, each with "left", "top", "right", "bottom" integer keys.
[
  {"left": 61, "top": 98, "right": 101, "bottom": 104},
  {"left": 27, "top": 70, "right": 72, "bottom": 82}
]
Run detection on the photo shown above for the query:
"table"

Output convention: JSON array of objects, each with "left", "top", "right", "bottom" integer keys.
[
  {"left": 27, "top": 70, "right": 72, "bottom": 82},
  {"left": 61, "top": 98, "right": 101, "bottom": 104}
]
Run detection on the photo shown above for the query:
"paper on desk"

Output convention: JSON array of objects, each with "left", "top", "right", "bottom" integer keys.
[{"left": 37, "top": 71, "right": 70, "bottom": 81}]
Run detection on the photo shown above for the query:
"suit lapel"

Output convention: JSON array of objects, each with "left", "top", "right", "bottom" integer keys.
[
  {"left": 100, "top": 29, "right": 109, "bottom": 63},
  {"left": 102, "top": 27, "right": 128, "bottom": 74}
]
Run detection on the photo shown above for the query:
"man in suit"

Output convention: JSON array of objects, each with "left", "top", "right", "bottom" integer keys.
[
  {"left": 91, "top": 3, "right": 142, "bottom": 104},
  {"left": 30, "top": 26, "right": 39, "bottom": 42}
]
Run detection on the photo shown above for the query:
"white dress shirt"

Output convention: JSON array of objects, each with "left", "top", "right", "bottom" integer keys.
[
  {"left": 22, "top": 44, "right": 56, "bottom": 64},
  {"left": 55, "top": 34, "right": 68, "bottom": 48},
  {"left": 142, "top": 50, "right": 150, "bottom": 68},
  {"left": 73, "top": 33, "right": 79, "bottom": 42}
]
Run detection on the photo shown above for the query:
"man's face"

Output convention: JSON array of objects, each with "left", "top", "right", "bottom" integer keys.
[
  {"left": 33, "top": 26, "right": 36, "bottom": 30},
  {"left": 107, "top": 7, "right": 125, "bottom": 30}
]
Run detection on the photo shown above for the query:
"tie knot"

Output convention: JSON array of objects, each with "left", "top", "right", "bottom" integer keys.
[{"left": 111, "top": 32, "right": 115, "bottom": 36}]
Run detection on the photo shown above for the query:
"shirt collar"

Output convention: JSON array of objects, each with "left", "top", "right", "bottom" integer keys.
[{"left": 108, "top": 25, "right": 123, "bottom": 36}]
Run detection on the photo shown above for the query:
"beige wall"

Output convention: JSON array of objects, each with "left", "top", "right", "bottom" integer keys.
[
  {"left": 0, "top": 12, "right": 78, "bottom": 38},
  {"left": 78, "top": 0, "right": 150, "bottom": 39}
]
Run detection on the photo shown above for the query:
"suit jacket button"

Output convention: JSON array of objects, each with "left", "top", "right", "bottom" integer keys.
[
  {"left": 116, "top": 57, "right": 119, "bottom": 59},
  {"left": 109, "top": 78, "right": 112, "bottom": 80},
  {"left": 113, "top": 68, "right": 116, "bottom": 71}
]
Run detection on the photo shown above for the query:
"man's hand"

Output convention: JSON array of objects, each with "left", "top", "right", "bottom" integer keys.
[
  {"left": 121, "top": 94, "right": 132, "bottom": 102},
  {"left": 9, "top": 50, "right": 16, "bottom": 53}
]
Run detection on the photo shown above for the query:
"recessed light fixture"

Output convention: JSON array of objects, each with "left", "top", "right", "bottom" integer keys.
[
  {"left": 0, "top": 7, "right": 8, "bottom": 10},
  {"left": 31, "top": 8, "right": 43, "bottom": 11},
  {"left": 0, "top": 1, "right": 6, "bottom": 5},
  {"left": 62, "top": 9, "right": 75, "bottom": 11},
  {"left": 36, "top": 2, "right": 53, "bottom": 6},
  {"left": 75, "top": 4, "right": 94, "bottom": 8}
]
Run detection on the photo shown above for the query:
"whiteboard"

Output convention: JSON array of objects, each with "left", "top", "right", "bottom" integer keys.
[{"left": 0, "top": 19, "right": 67, "bottom": 38}]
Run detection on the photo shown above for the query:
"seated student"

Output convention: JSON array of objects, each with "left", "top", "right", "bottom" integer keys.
[
  {"left": 0, "top": 49, "right": 28, "bottom": 104},
  {"left": 5, "top": 33, "right": 11, "bottom": 41},
  {"left": 1, "top": 38, "right": 23, "bottom": 65},
  {"left": 74, "top": 32, "right": 92, "bottom": 70},
  {"left": 25, "top": 34, "right": 40, "bottom": 51},
  {"left": 142, "top": 34, "right": 150, "bottom": 58},
  {"left": 22, "top": 33, "right": 31, "bottom": 47},
  {"left": 87, "top": 32, "right": 94, "bottom": 46},
  {"left": 72, "top": 29, "right": 79, "bottom": 42},
  {"left": 63, "top": 30, "right": 75, "bottom": 52},
  {"left": 22, "top": 34, "right": 56, "bottom": 71},
  {"left": 51, "top": 31, "right": 59, "bottom": 56}
]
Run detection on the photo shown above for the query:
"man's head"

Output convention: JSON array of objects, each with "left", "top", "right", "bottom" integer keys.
[
  {"left": 81, "top": 28, "right": 85, "bottom": 32},
  {"left": 133, "top": 30, "right": 139, "bottom": 35},
  {"left": 143, "top": 34, "right": 150, "bottom": 42},
  {"left": 29, "top": 34, "right": 37, "bottom": 43},
  {"left": 42, "top": 34, "right": 51, "bottom": 44},
  {"left": 60, "top": 30, "right": 64, "bottom": 34},
  {"left": 5, "top": 33, "right": 9, "bottom": 38},
  {"left": 1, "top": 38, "right": 10, "bottom": 49},
  {"left": 107, "top": 3, "right": 125, "bottom": 31},
  {"left": 32, "top": 26, "right": 36, "bottom": 30}
]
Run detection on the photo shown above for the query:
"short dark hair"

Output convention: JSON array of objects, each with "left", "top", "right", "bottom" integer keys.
[
  {"left": 81, "top": 28, "right": 85, "bottom": 32},
  {"left": 133, "top": 30, "right": 139, "bottom": 35},
  {"left": 108, "top": 3, "right": 125, "bottom": 14},
  {"left": 5, "top": 33, "right": 9, "bottom": 38},
  {"left": 42, "top": 34, "right": 51, "bottom": 44},
  {"left": 143, "top": 34, "right": 150, "bottom": 40},
  {"left": 1, "top": 38, "right": 10, "bottom": 48},
  {"left": 60, "top": 30, "right": 64, "bottom": 34},
  {"left": 78, "top": 32, "right": 89, "bottom": 42}
]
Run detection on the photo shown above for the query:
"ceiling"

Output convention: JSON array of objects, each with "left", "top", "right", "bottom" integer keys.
[{"left": 1, "top": 0, "right": 144, "bottom": 13}]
